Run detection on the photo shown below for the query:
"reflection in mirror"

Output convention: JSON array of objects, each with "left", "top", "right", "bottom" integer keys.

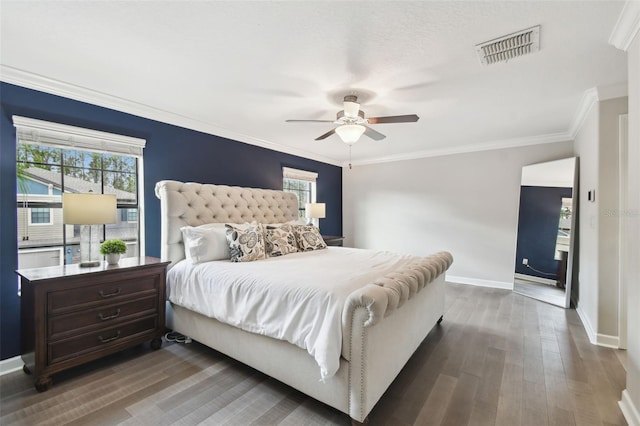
[{"left": 513, "top": 157, "right": 578, "bottom": 308}]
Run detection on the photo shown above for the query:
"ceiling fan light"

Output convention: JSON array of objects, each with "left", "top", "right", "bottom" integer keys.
[
  {"left": 335, "top": 124, "right": 365, "bottom": 144},
  {"left": 343, "top": 101, "right": 360, "bottom": 118}
]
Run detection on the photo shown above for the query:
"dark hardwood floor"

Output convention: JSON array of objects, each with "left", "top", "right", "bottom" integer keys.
[{"left": 0, "top": 283, "right": 627, "bottom": 425}]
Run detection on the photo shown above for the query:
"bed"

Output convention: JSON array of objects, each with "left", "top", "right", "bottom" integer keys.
[{"left": 155, "top": 180, "right": 452, "bottom": 424}]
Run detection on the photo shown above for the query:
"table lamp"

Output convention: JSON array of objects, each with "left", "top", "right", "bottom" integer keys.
[
  {"left": 63, "top": 193, "right": 117, "bottom": 267},
  {"left": 305, "top": 202, "right": 326, "bottom": 228}
]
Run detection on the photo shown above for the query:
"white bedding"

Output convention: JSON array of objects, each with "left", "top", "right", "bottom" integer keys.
[{"left": 167, "top": 247, "right": 424, "bottom": 379}]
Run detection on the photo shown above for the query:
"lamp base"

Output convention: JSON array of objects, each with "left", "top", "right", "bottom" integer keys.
[{"left": 80, "top": 224, "right": 102, "bottom": 267}]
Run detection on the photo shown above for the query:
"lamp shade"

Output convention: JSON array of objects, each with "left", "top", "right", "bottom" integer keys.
[
  {"left": 335, "top": 124, "right": 365, "bottom": 144},
  {"left": 305, "top": 203, "right": 326, "bottom": 219},
  {"left": 63, "top": 193, "right": 117, "bottom": 225}
]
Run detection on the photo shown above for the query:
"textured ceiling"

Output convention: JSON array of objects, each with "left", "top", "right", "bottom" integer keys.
[{"left": 0, "top": 1, "right": 628, "bottom": 166}]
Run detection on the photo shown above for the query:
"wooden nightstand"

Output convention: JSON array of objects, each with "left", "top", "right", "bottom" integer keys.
[
  {"left": 322, "top": 235, "right": 345, "bottom": 247},
  {"left": 17, "top": 256, "right": 170, "bottom": 392}
]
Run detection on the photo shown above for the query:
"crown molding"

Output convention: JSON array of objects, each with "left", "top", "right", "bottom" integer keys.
[
  {"left": 0, "top": 65, "right": 342, "bottom": 167},
  {"left": 609, "top": 0, "right": 640, "bottom": 52},
  {"left": 2, "top": 66, "right": 624, "bottom": 170},
  {"left": 568, "top": 84, "right": 629, "bottom": 139},
  {"left": 346, "top": 132, "right": 572, "bottom": 167},
  {"left": 568, "top": 88, "right": 599, "bottom": 139}
]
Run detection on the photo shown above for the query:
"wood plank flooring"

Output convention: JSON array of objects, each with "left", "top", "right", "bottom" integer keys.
[
  {"left": 0, "top": 283, "right": 627, "bottom": 425},
  {"left": 513, "top": 279, "right": 567, "bottom": 307}
]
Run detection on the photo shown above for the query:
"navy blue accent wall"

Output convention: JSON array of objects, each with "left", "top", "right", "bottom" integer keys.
[
  {"left": 0, "top": 82, "right": 342, "bottom": 360},
  {"left": 515, "top": 185, "right": 572, "bottom": 280}
]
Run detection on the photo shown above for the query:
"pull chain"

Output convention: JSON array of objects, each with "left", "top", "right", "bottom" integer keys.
[{"left": 349, "top": 145, "right": 352, "bottom": 170}]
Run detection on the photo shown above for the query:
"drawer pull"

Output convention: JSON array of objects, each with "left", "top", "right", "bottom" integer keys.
[
  {"left": 99, "top": 288, "right": 121, "bottom": 298},
  {"left": 98, "top": 309, "right": 121, "bottom": 321},
  {"left": 98, "top": 331, "right": 121, "bottom": 343}
]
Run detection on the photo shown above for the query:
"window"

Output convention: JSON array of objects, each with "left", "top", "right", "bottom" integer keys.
[
  {"left": 121, "top": 208, "right": 138, "bottom": 223},
  {"left": 29, "top": 208, "right": 52, "bottom": 225},
  {"left": 282, "top": 167, "right": 317, "bottom": 220},
  {"left": 14, "top": 116, "right": 146, "bottom": 266}
]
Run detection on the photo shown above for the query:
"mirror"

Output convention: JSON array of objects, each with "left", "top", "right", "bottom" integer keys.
[{"left": 513, "top": 157, "right": 578, "bottom": 308}]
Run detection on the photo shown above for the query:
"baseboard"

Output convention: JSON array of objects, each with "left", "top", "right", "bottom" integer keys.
[
  {"left": 596, "top": 333, "right": 620, "bottom": 349},
  {"left": 575, "top": 305, "right": 620, "bottom": 348},
  {"left": 576, "top": 305, "right": 597, "bottom": 345},
  {"left": 620, "top": 389, "right": 640, "bottom": 426},
  {"left": 514, "top": 272, "right": 557, "bottom": 286},
  {"left": 0, "top": 355, "right": 23, "bottom": 376},
  {"left": 446, "top": 275, "right": 513, "bottom": 290}
]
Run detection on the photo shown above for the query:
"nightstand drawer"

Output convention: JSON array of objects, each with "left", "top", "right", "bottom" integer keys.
[
  {"left": 48, "top": 316, "right": 158, "bottom": 364},
  {"left": 48, "top": 296, "right": 157, "bottom": 340},
  {"left": 48, "top": 275, "right": 159, "bottom": 313}
]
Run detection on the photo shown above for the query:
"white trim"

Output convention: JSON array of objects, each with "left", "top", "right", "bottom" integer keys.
[
  {"left": 576, "top": 305, "right": 597, "bottom": 345},
  {"left": 619, "top": 114, "right": 629, "bottom": 349},
  {"left": 27, "top": 207, "right": 53, "bottom": 226},
  {"left": 446, "top": 275, "right": 513, "bottom": 290},
  {"left": 514, "top": 272, "right": 557, "bottom": 286},
  {"left": 137, "top": 156, "right": 146, "bottom": 258},
  {"left": 609, "top": 0, "right": 640, "bottom": 52},
  {"left": 568, "top": 85, "right": 629, "bottom": 139},
  {"left": 596, "top": 333, "right": 620, "bottom": 349},
  {"left": 574, "top": 306, "right": 619, "bottom": 348},
  {"left": 2, "top": 66, "right": 342, "bottom": 167},
  {"left": 1, "top": 66, "right": 629, "bottom": 168},
  {"left": 620, "top": 389, "right": 640, "bottom": 426},
  {"left": 569, "top": 88, "right": 598, "bottom": 139},
  {"left": 0, "top": 356, "right": 23, "bottom": 376}
]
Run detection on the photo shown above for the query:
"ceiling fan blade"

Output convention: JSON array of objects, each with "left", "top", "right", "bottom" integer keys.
[
  {"left": 315, "top": 128, "right": 336, "bottom": 140},
  {"left": 364, "top": 126, "right": 386, "bottom": 141},
  {"left": 286, "top": 119, "right": 334, "bottom": 123},
  {"left": 366, "top": 114, "right": 420, "bottom": 124}
]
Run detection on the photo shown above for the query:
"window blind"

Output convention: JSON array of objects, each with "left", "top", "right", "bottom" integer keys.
[
  {"left": 13, "top": 116, "right": 146, "bottom": 157},
  {"left": 282, "top": 167, "right": 318, "bottom": 182}
]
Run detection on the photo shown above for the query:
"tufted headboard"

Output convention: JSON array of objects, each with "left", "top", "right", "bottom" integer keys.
[{"left": 155, "top": 180, "right": 300, "bottom": 268}]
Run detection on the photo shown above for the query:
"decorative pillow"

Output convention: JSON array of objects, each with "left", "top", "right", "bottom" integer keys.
[
  {"left": 293, "top": 225, "right": 327, "bottom": 252},
  {"left": 181, "top": 223, "right": 229, "bottom": 263},
  {"left": 225, "top": 223, "right": 266, "bottom": 262},
  {"left": 265, "top": 224, "right": 299, "bottom": 257}
]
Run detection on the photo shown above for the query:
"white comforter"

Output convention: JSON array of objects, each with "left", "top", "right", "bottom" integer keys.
[{"left": 167, "top": 247, "right": 422, "bottom": 379}]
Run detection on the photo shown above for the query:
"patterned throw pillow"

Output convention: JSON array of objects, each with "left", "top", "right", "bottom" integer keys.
[
  {"left": 265, "top": 224, "right": 299, "bottom": 257},
  {"left": 293, "top": 225, "right": 327, "bottom": 252},
  {"left": 225, "top": 223, "right": 266, "bottom": 262}
]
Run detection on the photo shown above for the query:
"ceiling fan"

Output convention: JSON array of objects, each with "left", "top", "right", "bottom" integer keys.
[{"left": 286, "top": 95, "right": 419, "bottom": 144}]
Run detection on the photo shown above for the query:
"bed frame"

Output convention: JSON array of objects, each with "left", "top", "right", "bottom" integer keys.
[{"left": 155, "top": 180, "right": 452, "bottom": 424}]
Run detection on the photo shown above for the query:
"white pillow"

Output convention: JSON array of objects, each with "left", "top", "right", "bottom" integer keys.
[{"left": 181, "top": 223, "right": 230, "bottom": 263}]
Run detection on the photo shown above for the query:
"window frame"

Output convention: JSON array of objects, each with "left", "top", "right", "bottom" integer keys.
[
  {"left": 27, "top": 207, "right": 52, "bottom": 226},
  {"left": 14, "top": 116, "right": 146, "bottom": 264},
  {"left": 282, "top": 167, "right": 318, "bottom": 221}
]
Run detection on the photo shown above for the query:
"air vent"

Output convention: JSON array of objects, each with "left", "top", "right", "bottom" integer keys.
[{"left": 476, "top": 25, "right": 540, "bottom": 65}]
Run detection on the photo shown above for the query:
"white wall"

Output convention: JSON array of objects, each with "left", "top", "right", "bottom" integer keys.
[
  {"left": 343, "top": 141, "right": 573, "bottom": 288},
  {"left": 622, "top": 28, "right": 640, "bottom": 426},
  {"left": 573, "top": 96, "right": 628, "bottom": 344},
  {"left": 599, "top": 98, "right": 627, "bottom": 337},
  {"left": 573, "top": 102, "right": 600, "bottom": 337}
]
